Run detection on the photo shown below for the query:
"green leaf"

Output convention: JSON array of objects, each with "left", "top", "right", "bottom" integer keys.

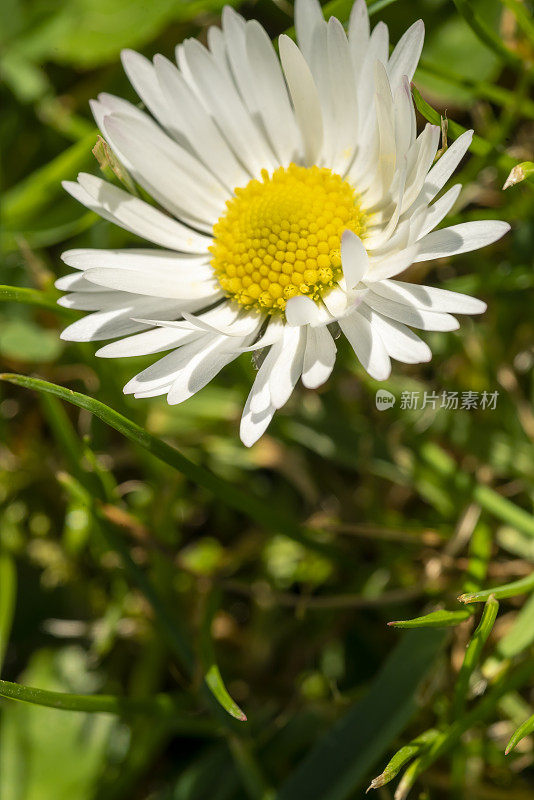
[
  {"left": 0, "top": 286, "right": 75, "bottom": 318},
  {"left": 459, "top": 572, "right": 534, "bottom": 604},
  {"left": 0, "top": 677, "right": 207, "bottom": 721},
  {"left": 205, "top": 666, "right": 247, "bottom": 724},
  {"left": 453, "top": 596, "right": 499, "bottom": 717},
  {"left": 388, "top": 609, "right": 472, "bottom": 629},
  {"left": 0, "top": 553, "right": 16, "bottom": 672},
  {"left": 367, "top": 729, "right": 439, "bottom": 791},
  {"left": 276, "top": 629, "right": 446, "bottom": 800},
  {"left": 506, "top": 712, "right": 534, "bottom": 755}
]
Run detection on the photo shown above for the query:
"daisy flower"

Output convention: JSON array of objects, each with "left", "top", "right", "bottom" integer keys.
[{"left": 58, "top": 0, "right": 509, "bottom": 446}]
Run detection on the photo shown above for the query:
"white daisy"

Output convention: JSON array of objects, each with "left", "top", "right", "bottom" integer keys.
[{"left": 58, "top": 0, "right": 509, "bottom": 446}]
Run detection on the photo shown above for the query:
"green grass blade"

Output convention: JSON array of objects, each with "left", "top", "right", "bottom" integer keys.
[
  {"left": 0, "top": 285, "right": 75, "bottom": 318},
  {"left": 395, "top": 658, "right": 534, "bottom": 791},
  {"left": 367, "top": 729, "right": 439, "bottom": 790},
  {"left": 201, "top": 590, "right": 247, "bottom": 722},
  {"left": 0, "top": 373, "right": 342, "bottom": 560},
  {"left": 277, "top": 629, "right": 446, "bottom": 800},
  {"left": 453, "top": 596, "right": 499, "bottom": 718},
  {"left": 0, "top": 678, "right": 215, "bottom": 731},
  {"left": 0, "top": 554, "right": 16, "bottom": 673},
  {"left": 505, "top": 712, "right": 534, "bottom": 755},
  {"left": 459, "top": 572, "right": 534, "bottom": 604},
  {"left": 387, "top": 609, "right": 472, "bottom": 629},
  {"left": 205, "top": 666, "right": 247, "bottom": 723}
]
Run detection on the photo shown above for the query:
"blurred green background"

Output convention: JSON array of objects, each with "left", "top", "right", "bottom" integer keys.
[{"left": 1, "top": 0, "right": 533, "bottom": 798}]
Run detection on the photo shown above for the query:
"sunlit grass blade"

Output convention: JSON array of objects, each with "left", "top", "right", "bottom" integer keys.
[
  {"left": 387, "top": 609, "right": 472, "bottom": 629},
  {"left": 277, "top": 629, "right": 446, "bottom": 800},
  {"left": 453, "top": 596, "right": 499, "bottom": 718},
  {"left": 459, "top": 572, "right": 534, "bottom": 604},
  {"left": 0, "top": 678, "right": 216, "bottom": 732},
  {"left": 0, "top": 285, "right": 75, "bottom": 318},
  {"left": 201, "top": 590, "right": 247, "bottom": 722},
  {"left": 392, "top": 658, "right": 534, "bottom": 793},
  {"left": 0, "top": 373, "right": 344, "bottom": 560},
  {"left": 496, "top": 593, "right": 534, "bottom": 660},
  {"left": 0, "top": 554, "right": 16, "bottom": 673},
  {"left": 205, "top": 666, "right": 247, "bottom": 723},
  {"left": 367, "top": 729, "right": 439, "bottom": 791},
  {"left": 505, "top": 712, "right": 534, "bottom": 755}
]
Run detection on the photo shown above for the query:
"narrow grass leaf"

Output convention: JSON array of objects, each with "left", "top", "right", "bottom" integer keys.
[
  {"left": 0, "top": 678, "right": 216, "bottom": 732},
  {"left": 0, "top": 285, "right": 76, "bottom": 318},
  {"left": 388, "top": 609, "right": 472, "bottom": 629},
  {"left": 205, "top": 666, "right": 247, "bottom": 723},
  {"left": 367, "top": 729, "right": 439, "bottom": 791},
  {"left": 0, "top": 554, "right": 16, "bottom": 673},
  {"left": 505, "top": 712, "right": 534, "bottom": 755},
  {"left": 453, "top": 596, "right": 499, "bottom": 718},
  {"left": 459, "top": 572, "right": 534, "bottom": 604}
]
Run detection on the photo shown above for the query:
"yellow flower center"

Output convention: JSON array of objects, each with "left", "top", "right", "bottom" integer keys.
[{"left": 210, "top": 164, "right": 367, "bottom": 315}]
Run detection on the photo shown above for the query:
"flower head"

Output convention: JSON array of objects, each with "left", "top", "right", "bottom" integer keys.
[{"left": 58, "top": 0, "right": 509, "bottom": 446}]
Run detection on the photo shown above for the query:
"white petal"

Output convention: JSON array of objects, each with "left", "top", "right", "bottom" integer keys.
[
  {"left": 240, "top": 396, "right": 276, "bottom": 447},
  {"left": 302, "top": 326, "right": 337, "bottom": 388},
  {"left": 418, "top": 130, "right": 473, "bottom": 204},
  {"left": 61, "top": 248, "right": 210, "bottom": 272},
  {"left": 340, "top": 311, "right": 391, "bottom": 380},
  {"left": 327, "top": 17, "right": 359, "bottom": 172},
  {"left": 358, "top": 305, "right": 431, "bottom": 363},
  {"left": 153, "top": 54, "right": 249, "bottom": 191},
  {"left": 375, "top": 280, "right": 487, "bottom": 314},
  {"left": 60, "top": 298, "right": 180, "bottom": 342},
  {"left": 387, "top": 20, "right": 424, "bottom": 92},
  {"left": 166, "top": 337, "right": 242, "bottom": 405},
  {"left": 268, "top": 326, "right": 306, "bottom": 409},
  {"left": 96, "top": 326, "right": 199, "bottom": 358},
  {"left": 341, "top": 230, "right": 369, "bottom": 288},
  {"left": 285, "top": 295, "right": 320, "bottom": 326},
  {"left": 83, "top": 266, "right": 219, "bottom": 301},
  {"left": 414, "top": 220, "right": 511, "bottom": 262},
  {"left": 294, "top": 0, "right": 324, "bottom": 63},
  {"left": 181, "top": 38, "right": 277, "bottom": 177},
  {"left": 348, "top": 0, "right": 370, "bottom": 75},
  {"left": 63, "top": 175, "right": 211, "bottom": 254},
  {"left": 279, "top": 34, "right": 324, "bottom": 166},
  {"left": 401, "top": 124, "right": 441, "bottom": 212},
  {"left": 363, "top": 291, "right": 460, "bottom": 331},
  {"left": 120, "top": 49, "right": 176, "bottom": 133},
  {"left": 412, "top": 184, "right": 462, "bottom": 241},
  {"left": 104, "top": 113, "right": 227, "bottom": 227},
  {"left": 365, "top": 244, "right": 419, "bottom": 282},
  {"left": 245, "top": 21, "right": 301, "bottom": 165}
]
